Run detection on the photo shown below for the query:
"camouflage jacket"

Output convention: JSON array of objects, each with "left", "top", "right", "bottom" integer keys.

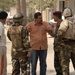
[
  {"left": 54, "top": 23, "right": 61, "bottom": 46},
  {"left": 58, "top": 18, "right": 75, "bottom": 40},
  {"left": 7, "top": 25, "right": 31, "bottom": 52}
]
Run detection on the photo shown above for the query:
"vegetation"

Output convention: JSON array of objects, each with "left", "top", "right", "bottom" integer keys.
[
  {"left": 0, "top": 0, "right": 16, "bottom": 11},
  {"left": 0, "top": 0, "right": 54, "bottom": 22},
  {"left": 27, "top": 0, "right": 54, "bottom": 11},
  {"left": 26, "top": 0, "right": 54, "bottom": 22}
]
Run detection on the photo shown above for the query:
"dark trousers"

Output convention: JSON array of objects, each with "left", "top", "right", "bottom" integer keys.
[{"left": 31, "top": 50, "right": 47, "bottom": 75}]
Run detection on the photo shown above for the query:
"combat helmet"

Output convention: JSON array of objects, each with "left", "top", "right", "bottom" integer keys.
[
  {"left": 13, "top": 13, "right": 23, "bottom": 22},
  {"left": 63, "top": 8, "right": 73, "bottom": 18}
]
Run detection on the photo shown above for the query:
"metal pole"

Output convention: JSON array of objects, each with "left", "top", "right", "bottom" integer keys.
[
  {"left": 39, "top": 0, "right": 43, "bottom": 13},
  {"left": 20, "top": 0, "right": 27, "bottom": 25}
]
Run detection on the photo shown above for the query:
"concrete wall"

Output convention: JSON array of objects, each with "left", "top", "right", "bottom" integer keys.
[
  {"left": 42, "top": 8, "right": 54, "bottom": 22},
  {"left": 54, "top": 0, "right": 75, "bottom": 15},
  {"left": 67, "top": 0, "right": 75, "bottom": 15}
]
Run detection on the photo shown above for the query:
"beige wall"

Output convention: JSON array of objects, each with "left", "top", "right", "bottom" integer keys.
[
  {"left": 54, "top": 0, "right": 75, "bottom": 15},
  {"left": 54, "top": 0, "right": 64, "bottom": 11},
  {"left": 42, "top": 8, "right": 54, "bottom": 22},
  {"left": 66, "top": 0, "right": 75, "bottom": 15}
]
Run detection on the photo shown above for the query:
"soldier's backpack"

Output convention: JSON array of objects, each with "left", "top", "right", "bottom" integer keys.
[
  {"left": 8, "top": 25, "right": 23, "bottom": 49},
  {"left": 63, "top": 19, "right": 75, "bottom": 40}
]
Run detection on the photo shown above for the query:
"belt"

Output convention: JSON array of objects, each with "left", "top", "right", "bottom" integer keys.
[{"left": 62, "top": 38, "right": 75, "bottom": 42}]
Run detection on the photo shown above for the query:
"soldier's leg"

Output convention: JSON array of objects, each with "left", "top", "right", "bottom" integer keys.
[
  {"left": 54, "top": 51, "right": 63, "bottom": 75},
  {"left": 12, "top": 58, "right": 20, "bottom": 75},
  {"left": 60, "top": 46, "right": 70, "bottom": 75},
  {"left": 19, "top": 57, "right": 28, "bottom": 75},
  {"left": 71, "top": 51, "right": 75, "bottom": 70}
]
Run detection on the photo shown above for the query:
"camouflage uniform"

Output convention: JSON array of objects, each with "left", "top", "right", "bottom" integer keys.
[
  {"left": 59, "top": 39, "right": 75, "bottom": 75},
  {"left": 54, "top": 24, "right": 63, "bottom": 75},
  {"left": 57, "top": 19, "right": 75, "bottom": 75},
  {"left": 7, "top": 24, "right": 31, "bottom": 75}
]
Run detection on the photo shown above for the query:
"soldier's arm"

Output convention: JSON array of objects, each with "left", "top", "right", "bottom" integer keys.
[
  {"left": 7, "top": 29, "right": 12, "bottom": 41},
  {"left": 57, "top": 20, "right": 68, "bottom": 40},
  {"left": 24, "top": 23, "right": 31, "bottom": 32},
  {"left": 57, "top": 30, "right": 64, "bottom": 40},
  {"left": 22, "top": 27, "right": 31, "bottom": 51}
]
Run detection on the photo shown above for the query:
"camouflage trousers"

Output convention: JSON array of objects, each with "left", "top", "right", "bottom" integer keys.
[
  {"left": 54, "top": 45, "right": 63, "bottom": 75},
  {"left": 60, "top": 43, "right": 75, "bottom": 75},
  {"left": 12, "top": 57, "right": 28, "bottom": 75},
  {"left": 11, "top": 48, "right": 29, "bottom": 75}
]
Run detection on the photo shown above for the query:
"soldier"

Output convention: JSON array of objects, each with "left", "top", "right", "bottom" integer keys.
[
  {"left": 53, "top": 11, "right": 63, "bottom": 75},
  {"left": 7, "top": 13, "right": 31, "bottom": 75},
  {"left": 57, "top": 8, "right": 75, "bottom": 75}
]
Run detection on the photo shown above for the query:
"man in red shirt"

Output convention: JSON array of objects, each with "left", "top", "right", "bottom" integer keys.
[{"left": 25, "top": 12, "right": 52, "bottom": 75}]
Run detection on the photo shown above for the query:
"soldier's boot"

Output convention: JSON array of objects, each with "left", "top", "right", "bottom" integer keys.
[
  {"left": 63, "top": 72, "right": 69, "bottom": 75},
  {"left": 62, "top": 67, "right": 69, "bottom": 75},
  {"left": 12, "top": 58, "right": 20, "bottom": 75},
  {"left": 21, "top": 64, "right": 30, "bottom": 75},
  {"left": 56, "top": 72, "right": 63, "bottom": 75},
  {"left": 55, "top": 68, "right": 63, "bottom": 75},
  {"left": 20, "top": 58, "right": 28, "bottom": 75},
  {"left": 21, "top": 71, "right": 27, "bottom": 75},
  {"left": 12, "top": 71, "right": 20, "bottom": 75},
  {"left": 27, "top": 58, "right": 30, "bottom": 75}
]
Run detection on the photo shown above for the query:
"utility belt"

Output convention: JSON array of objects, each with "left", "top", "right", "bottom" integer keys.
[
  {"left": 12, "top": 48, "right": 28, "bottom": 58},
  {"left": 62, "top": 38, "right": 75, "bottom": 43},
  {"left": 12, "top": 48, "right": 27, "bottom": 52}
]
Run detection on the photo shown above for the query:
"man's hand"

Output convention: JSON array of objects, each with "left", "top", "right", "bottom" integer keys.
[
  {"left": 24, "top": 25, "right": 30, "bottom": 31},
  {"left": 27, "top": 48, "right": 32, "bottom": 57},
  {"left": 57, "top": 30, "right": 64, "bottom": 41},
  {"left": 57, "top": 31, "right": 63, "bottom": 37},
  {"left": 27, "top": 51, "right": 31, "bottom": 57}
]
